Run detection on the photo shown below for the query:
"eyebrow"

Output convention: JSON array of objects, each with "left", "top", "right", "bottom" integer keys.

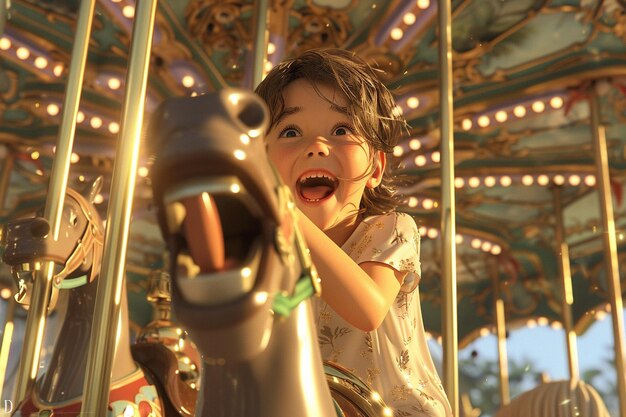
[
  {"left": 274, "top": 106, "right": 301, "bottom": 126},
  {"left": 274, "top": 104, "right": 349, "bottom": 127}
]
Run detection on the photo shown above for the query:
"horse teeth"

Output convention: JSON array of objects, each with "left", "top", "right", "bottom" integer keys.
[{"left": 165, "top": 201, "right": 186, "bottom": 233}]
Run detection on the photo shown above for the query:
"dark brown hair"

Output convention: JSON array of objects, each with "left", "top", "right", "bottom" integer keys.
[{"left": 255, "top": 48, "right": 407, "bottom": 215}]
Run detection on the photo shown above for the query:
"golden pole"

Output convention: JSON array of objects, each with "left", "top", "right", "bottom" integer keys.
[
  {"left": 552, "top": 186, "right": 579, "bottom": 382},
  {"left": 12, "top": 0, "right": 96, "bottom": 404},
  {"left": 490, "top": 259, "right": 510, "bottom": 406},
  {"left": 0, "top": 150, "right": 15, "bottom": 398},
  {"left": 438, "top": 0, "right": 459, "bottom": 414},
  {"left": 589, "top": 83, "right": 626, "bottom": 417},
  {"left": 0, "top": 0, "right": 8, "bottom": 36},
  {"left": 251, "top": 0, "right": 269, "bottom": 89},
  {"left": 80, "top": 0, "right": 157, "bottom": 414},
  {"left": 0, "top": 296, "right": 16, "bottom": 401}
]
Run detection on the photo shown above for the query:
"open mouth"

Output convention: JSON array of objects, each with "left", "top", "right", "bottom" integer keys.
[
  {"left": 296, "top": 171, "right": 339, "bottom": 203},
  {"left": 162, "top": 176, "right": 264, "bottom": 305}
]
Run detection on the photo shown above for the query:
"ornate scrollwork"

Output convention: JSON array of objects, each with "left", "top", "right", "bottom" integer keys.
[
  {"left": 185, "top": 0, "right": 253, "bottom": 82},
  {"left": 288, "top": 6, "right": 352, "bottom": 56}
]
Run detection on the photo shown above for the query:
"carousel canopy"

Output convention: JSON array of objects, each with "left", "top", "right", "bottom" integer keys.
[{"left": 1, "top": 0, "right": 625, "bottom": 345}]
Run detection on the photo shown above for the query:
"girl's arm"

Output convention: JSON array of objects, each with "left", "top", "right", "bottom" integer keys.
[{"left": 297, "top": 212, "right": 405, "bottom": 331}]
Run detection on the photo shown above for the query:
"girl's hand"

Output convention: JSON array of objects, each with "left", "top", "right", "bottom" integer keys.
[{"left": 297, "top": 210, "right": 405, "bottom": 331}]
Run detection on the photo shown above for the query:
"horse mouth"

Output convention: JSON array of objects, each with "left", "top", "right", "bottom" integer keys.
[{"left": 162, "top": 176, "right": 264, "bottom": 306}]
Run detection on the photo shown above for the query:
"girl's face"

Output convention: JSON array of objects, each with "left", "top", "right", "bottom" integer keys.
[{"left": 266, "top": 79, "right": 385, "bottom": 232}]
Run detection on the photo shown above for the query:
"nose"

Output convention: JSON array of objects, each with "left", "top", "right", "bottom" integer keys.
[{"left": 305, "top": 137, "right": 330, "bottom": 158}]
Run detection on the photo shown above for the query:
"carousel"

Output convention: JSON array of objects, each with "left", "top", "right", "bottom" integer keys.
[{"left": 0, "top": 0, "right": 625, "bottom": 416}]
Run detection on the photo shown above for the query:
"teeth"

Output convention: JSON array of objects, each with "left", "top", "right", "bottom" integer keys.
[{"left": 298, "top": 171, "right": 336, "bottom": 183}]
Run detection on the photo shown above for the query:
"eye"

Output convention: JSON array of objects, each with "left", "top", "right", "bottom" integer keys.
[
  {"left": 332, "top": 125, "right": 353, "bottom": 136},
  {"left": 278, "top": 125, "right": 301, "bottom": 139}
]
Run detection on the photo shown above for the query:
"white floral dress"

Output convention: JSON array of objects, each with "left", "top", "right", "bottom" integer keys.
[{"left": 313, "top": 212, "right": 453, "bottom": 417}]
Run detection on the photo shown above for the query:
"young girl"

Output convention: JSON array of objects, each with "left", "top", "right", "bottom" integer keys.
[{"left": 255, "top": 49, "right": 453, "bottom": 417}]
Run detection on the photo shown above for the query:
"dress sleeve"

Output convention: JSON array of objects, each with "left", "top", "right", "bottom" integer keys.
[{"left": 345, "top": 212, "right": 421, "bottom": 292}]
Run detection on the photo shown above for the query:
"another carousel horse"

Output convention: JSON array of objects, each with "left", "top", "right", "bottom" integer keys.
[
  {"left": 2, "top": 179, "right": 195, "bottom": 417},
  {"left": 149, "top": 89, "right": 390, "bottom": 417},
  {"left": 495, "top": 379, "right": 611, "bottom": 417}
]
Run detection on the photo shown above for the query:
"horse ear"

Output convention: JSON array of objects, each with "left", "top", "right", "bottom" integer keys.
[{"left": 86, "top": 176, "right": 103, "bottom": 204}]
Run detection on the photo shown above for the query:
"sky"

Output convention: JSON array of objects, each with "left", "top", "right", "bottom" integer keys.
[{"left": 428, "top": 310, "right": 623, "bottom": 416}]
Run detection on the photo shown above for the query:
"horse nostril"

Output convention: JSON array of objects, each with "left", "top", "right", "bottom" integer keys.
[
  {"left": 30, "top": 219, "right": 51, "bottom": 238},
  {"left": 237, "top": 100, "right": 266, "bottom": 129}
]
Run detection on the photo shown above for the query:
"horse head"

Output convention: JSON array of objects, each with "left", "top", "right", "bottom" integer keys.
[
  {"left": 2, "top": 177, "right": 104, "bottom": 306},
  {"left": 149, "top": 89, "right": 319, "bottom": 360},
  {"left": 149, "top": 89, "right": 344, "bottom": 417}
]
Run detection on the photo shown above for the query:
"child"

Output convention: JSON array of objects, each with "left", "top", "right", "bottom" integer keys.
[{"left": 255, "top": 49, "right": 453, "bottom": 417}]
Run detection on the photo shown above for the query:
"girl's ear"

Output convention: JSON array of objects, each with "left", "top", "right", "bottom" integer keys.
[{"left": 367, "top": 151, "right": 386, "bottom": 189}]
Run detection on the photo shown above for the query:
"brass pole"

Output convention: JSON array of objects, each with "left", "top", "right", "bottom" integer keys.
[
  {"left": 0, "top": 149, "right": 13, "bottom": 216},
  {"left": 589, "top": 83, "right": 626, "bottom": 417},
  {"left": 0, "top": 296, "right": 16, "bottom": 401},
  {"left": 438, "top": 0, "right": 458, "bottom": 414},
  {"left": 0, "top": 0, "right": 9, "bottom": 36},
  {"left": 251, "top": 0, "right": 269, "bottom": 89},
  {"left": 80, "top": 0, "right": 157, "bottom": 414},
  {"left": 552, "top": 186, "right": 579, "bottom": 382},
  {"left": 490, "top": 258, "right": 510, "bottom": 406},
  {"left": 12, "top": 0, "right": 96, "bottom": 403},
  {"left": 0, "top": 150, "right": 15, "bottom": 398}
]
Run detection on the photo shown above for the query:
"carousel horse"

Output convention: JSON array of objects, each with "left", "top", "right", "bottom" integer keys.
[
  {"left": 495, "top": 379, "right": 611, "bottom": 417},
  {"left": 148, "top": 89, "right": 390, "bottom": 417},
  {"left": 2, "top": 178, "right": 196, "bottom": 417}
]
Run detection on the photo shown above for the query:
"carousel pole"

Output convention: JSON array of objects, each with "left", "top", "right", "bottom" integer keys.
[
  {"left": 490, "top": 258, "right": 510, "bottom": 406},
  {"left": 80, "top": 0, "right": 157, "bottom": 414},
  {"left": 251, "top": 0, "right": 269, "bottom": 89},
  {"left": 438, "top": 0, "right": 459, "bottom": 415},
  {"left": 0, "top": 150, "right": 15, "bottom": 399},
  {"left": 12, "top": 0, "right": 96, "bottom": 404},
  {"left": 0, "top": 0, "right": 9, "bottom": 36},
  {"left": 589, "top": 82, "right": 626, "bottom": 417},
  {"left": 552, "top": 186, "right": 579, "bottom": 382}
]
